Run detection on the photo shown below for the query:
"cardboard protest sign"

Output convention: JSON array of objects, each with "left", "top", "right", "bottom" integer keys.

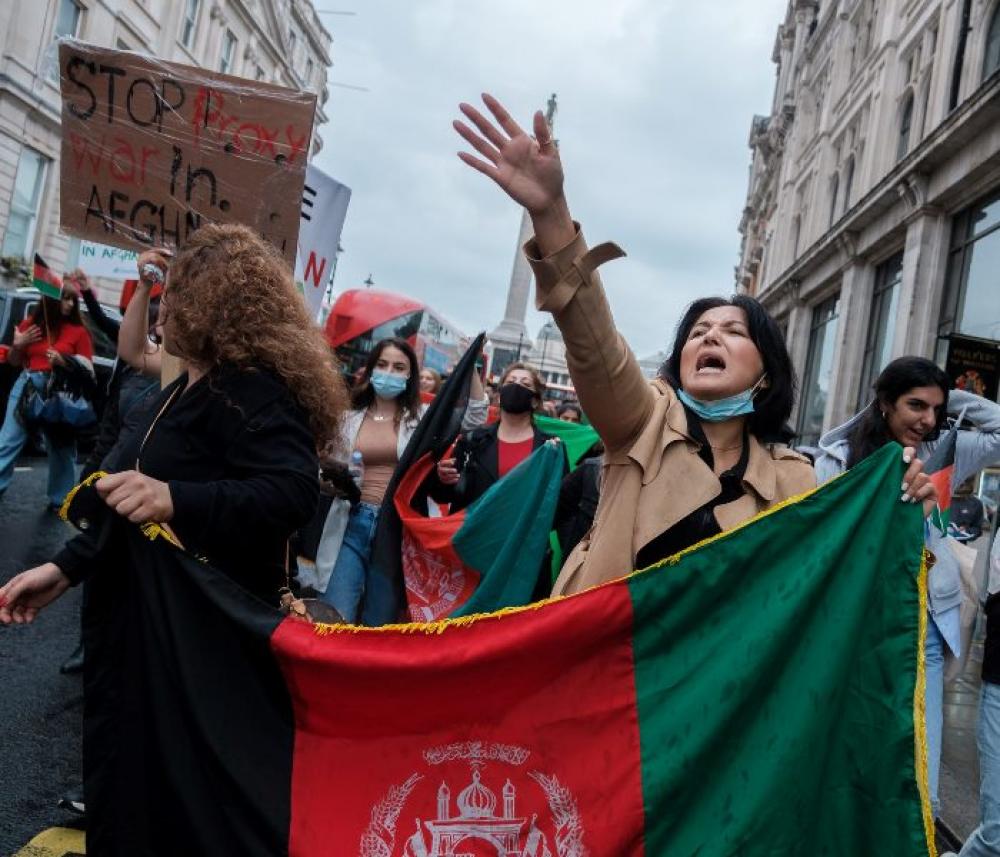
[
  {"left": 76, "top": 240, "right": 139, "bottom": 279},
  {"left": 294, "top": 164, "right": 351, "bottom": 318},
  {"left": 58, "top": 39, "right": 316, "bottom": 267}
]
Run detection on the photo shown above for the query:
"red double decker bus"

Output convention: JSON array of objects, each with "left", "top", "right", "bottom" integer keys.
[{"left": 324, "top": 288, "right": 468, "bottom": 378}]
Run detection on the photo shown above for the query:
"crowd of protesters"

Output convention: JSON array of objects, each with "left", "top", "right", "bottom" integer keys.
[{"left": 0, "top": 92, "right": 999, "bottom": 854}]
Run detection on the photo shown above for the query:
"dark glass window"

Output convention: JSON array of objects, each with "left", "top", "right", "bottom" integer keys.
[
  {"left": 797, "top": 294, "right": 841, "bottom": 445},
  {"left": 843, "top": 156, "right": 855, "bottom": 211},
  {"left": 857, "top": 252, "right": 903, "bottom": 408},
  {"left": 985, "top": 4, "right": 1000, "bottom": 79},
  {"left": 334, "top": 309, "right": 424, "bottom": 377},
  {"left": 939, "top": 190, "right": 1000, "bottom": 348},
  {"left": 828, "top": 173, "right": 840, "bottom": 227},
  {"left": 896, "top": 92, "right": 914, "bottom": 162}
]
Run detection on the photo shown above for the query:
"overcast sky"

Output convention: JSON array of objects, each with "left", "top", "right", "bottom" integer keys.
[{"left": 312, "top": 0, "right": 788, "bottom": 359}]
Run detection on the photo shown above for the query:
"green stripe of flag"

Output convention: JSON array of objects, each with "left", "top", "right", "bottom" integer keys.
[{"left": 629, "top": 444, "right": 930, "bottom": 855}]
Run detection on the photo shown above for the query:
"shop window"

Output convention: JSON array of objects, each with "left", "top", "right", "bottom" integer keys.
[
  {"left": 797, "top": 294, "right": 841, "bottom": 445},
  {"left": 857, "top": 253, "right": 903, "bottom": 407}
]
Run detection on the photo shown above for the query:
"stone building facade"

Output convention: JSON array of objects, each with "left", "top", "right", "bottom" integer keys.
[
  {"left": 738, "top": 0, "right": 1000, "bottom": 444},
  {"left": 0, "top": 0, "right": 332, "bottom": 296}
]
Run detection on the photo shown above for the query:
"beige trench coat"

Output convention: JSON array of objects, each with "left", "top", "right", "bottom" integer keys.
[{"left": 524, "top": 227, "right": 817, "bottom": 597}]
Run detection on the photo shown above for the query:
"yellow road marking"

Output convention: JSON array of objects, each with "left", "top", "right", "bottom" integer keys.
[{"left": 13, "top": 827, "right": 85, "bottom": 856}]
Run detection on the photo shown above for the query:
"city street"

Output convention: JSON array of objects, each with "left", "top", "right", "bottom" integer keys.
[{"left": 0, "top": 458, "right": 84, "bottom": 856}]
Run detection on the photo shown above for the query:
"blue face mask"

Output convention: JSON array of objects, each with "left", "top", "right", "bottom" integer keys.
[
  {"left": 677, "top": 376, "right": 767, "bottom": 422},
  {"left": 371, "top": 371, "right": 408, "bottom": 399}
]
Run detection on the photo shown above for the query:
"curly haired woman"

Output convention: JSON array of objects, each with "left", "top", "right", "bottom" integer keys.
[{"left": 0, "top": 223, "right": 348, "bottom": 852}]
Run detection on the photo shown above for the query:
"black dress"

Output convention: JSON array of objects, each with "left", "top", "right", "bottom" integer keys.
[{"left": 54, "top": 363, "right": 320, "bottom": 855}]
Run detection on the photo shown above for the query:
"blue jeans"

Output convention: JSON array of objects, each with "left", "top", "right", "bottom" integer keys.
[
  {"left": 0, "top": 371, "right": 77, "bottom": 507},
  {"left": 960, "top": 682, "right": 1000, "bottom": 856},
  {"left": 321, "top": 502, "right": 379, "bottom": 624},
  {"left": 927, "top": 617, "right": 945, "bottom": 818}
]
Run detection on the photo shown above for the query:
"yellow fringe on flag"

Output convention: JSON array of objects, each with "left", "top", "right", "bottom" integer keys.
[
  {"left": 311, "top": 477, "right": 835, "bottom": 636},
  {"left": 915, "top": 548, "right": 937, "bottom": 857},
  {"left": 58, "top": 470, "right": 108, "bottom": 522}
]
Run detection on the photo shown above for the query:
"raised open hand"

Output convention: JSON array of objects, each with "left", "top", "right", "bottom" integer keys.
[{"left": 454, "top": 94, "right": 565, "bottom": 217}]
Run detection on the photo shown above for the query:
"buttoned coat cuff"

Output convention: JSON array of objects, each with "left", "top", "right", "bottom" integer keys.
[{"left": 524, "top": 224, "right": 626, "bottom": 315}]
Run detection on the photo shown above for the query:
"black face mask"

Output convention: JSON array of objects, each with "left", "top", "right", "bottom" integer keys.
[{"left": 499, "top": 382, "right": 536, "bottom": 414}]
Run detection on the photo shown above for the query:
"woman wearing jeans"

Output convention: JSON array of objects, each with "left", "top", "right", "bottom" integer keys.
[
  {"left": 0, "top": 286, "right": 93, "bottom": 508},
  {"left": 814, "top": 357, "right": 1000, "bottom": 820},
  {"left": 321, "top": 337, "right": 487, "bottom": 624}
]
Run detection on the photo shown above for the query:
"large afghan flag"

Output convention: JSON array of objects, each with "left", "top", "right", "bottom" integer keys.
[{"left": 66, "top": 443, "right": 934, "bottom": 856}]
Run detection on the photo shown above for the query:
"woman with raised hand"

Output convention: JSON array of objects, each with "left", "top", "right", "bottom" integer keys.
[{"left": 452, "top": 94, "right": 932, "bottom": 596}]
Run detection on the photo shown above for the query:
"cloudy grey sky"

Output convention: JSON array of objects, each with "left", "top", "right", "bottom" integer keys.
[{"left": 312, "top": 0, "right": 787, "bottom": 359}]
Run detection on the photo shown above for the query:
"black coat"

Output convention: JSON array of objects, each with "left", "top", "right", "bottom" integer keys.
[
  {"left": 55, "top": 364, "right": 320, "bottom": 602},
  {"left": 431, "top": 421, "right": 558, "bottom": 512}
]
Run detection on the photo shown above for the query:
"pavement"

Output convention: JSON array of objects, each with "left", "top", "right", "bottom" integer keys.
[
  {"left": 0, "top": 457, "right": 989, "bottom": 854},
  {"left": 941, "top": 616, "right": 987, "bottom": 848},
  {"left": 0, "top": 459, "right": 85, "bottom": 857}
]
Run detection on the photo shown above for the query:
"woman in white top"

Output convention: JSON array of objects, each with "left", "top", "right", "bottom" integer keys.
[{"left": 321, "top": 337, "right": 486, "bottom": 623}]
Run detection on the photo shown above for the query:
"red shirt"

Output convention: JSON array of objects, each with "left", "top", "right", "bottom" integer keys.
[
  {"left": 497, "top": 437, "right": 534, "bottom": 477},
  {"left": 16, "top": 318, "right": 93, "bottom": 372}
]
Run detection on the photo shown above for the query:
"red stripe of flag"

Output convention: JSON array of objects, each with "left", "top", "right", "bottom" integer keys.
[{"left": 271, "top": 583, "right": 647, "bottom": 856}]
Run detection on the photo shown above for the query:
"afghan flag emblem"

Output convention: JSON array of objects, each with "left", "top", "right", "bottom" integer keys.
[{"left": 33, "top": 253, "right": 63, "bottom": 300}]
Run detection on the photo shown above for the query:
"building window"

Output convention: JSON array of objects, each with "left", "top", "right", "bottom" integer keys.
[
  {"left": 918, "top": 74, "right": 933, "bottom": 136},
  {"left": 828, "top": 172, "right": 840, "bottom": 227},
  {"left": 48, "top": 0, "right": 81, "bottom": 80},
  {"left": 797, "top": 294, "right": 841, "bottom": 446},
  {"left": 256, "top": 65, "right": 267, "bottom": 81},
  {"left": 55, "top": 0, "right": 81, "bottom": 39},
  {"left": 305, "top": 57, "right": 314, "bottom": 86},
  {"left": 896, "top": 92, "right": 914, "bottom": 162},
  {"left": 1, "top": 148, "right": 48, "bottom": 261},
  {"left": 857, "top": 252, "right": 903, "bottom": 408},
  {"left": 180, "top": 0, "right": 200, "bottom": 49},
  {"left": 219, "top": 30, "right": 237, "bottom": 73},
  {"left": 791, "top": 214, "right": 803, "bottom": 258},
  {"left": 986, "top": 4, "right": 1000, "bottom": 79},
  {"left": 288, "top": 28, "right": 298, "bottom": 66},
  {"left": 842, "top": 156, "right": 855, "bottom": 211},
  {"left": 938, "top": 191, "right": 1000, "bottom": 351}
]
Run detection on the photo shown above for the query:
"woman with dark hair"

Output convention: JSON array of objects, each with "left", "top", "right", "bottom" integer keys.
[
  {"left": 321, "top": 337, "right": 487, "bottom": 622},
  {"left": 433, "top": 361, "right": 559, "bottom": 513},
  {"left": 0, "top": 284, "right": 93, "bottom": 508},
  {"left": 814, "top": 356, "right": 1000, "bottom": 820},
  {"left": 450, "top": 93, "right": 859, "bottom": 596},
  {"left": 557, "top": 402, "right": 583, "bottom": 423}
]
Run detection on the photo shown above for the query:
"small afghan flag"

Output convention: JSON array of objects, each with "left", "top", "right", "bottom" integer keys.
[
  {"left": 33, "top": 253, "right": 62, "bottom": 300},
  {"left": 924, "top": 417, "right": 960, "bottom": 533},
  {"left": 63, "top": 443, "right": 934, "bottom": 855},
  {"left": 396, "top": 444, "right": 564, "bottom": 622}
]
